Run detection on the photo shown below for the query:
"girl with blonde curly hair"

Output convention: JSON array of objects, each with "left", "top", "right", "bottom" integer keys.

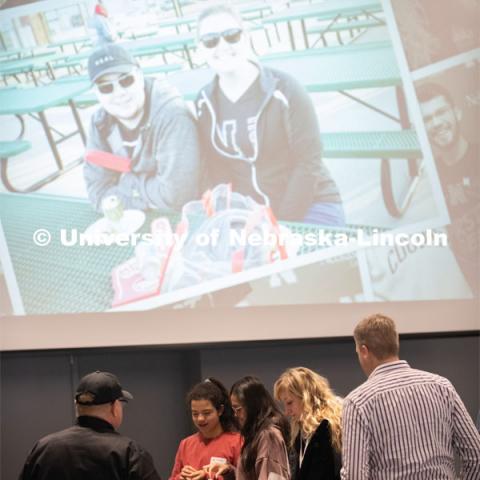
[{"left": 274, "top": 367, "right": 342, "bottom": 480}]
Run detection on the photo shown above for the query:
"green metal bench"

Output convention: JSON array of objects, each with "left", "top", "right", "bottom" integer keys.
[
  {"left": 0, "top": 140, "right": 33, "bottom": 192},
  {"left": 322, "top": 131, "right": 421, "bottom": 159}
]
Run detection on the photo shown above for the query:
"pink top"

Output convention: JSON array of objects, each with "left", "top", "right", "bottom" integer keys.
[{"left": 170, "top": 431, "right": 243, "bottom": 480}]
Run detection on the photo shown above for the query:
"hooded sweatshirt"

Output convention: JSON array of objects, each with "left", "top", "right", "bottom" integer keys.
[
  {"left": 195, "top": 64, "right": 341, "bottom": 221},
  {"left": 84, "top": 77, "right": 201, "bottom": 212}
]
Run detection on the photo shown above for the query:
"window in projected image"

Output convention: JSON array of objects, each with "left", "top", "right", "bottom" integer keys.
[{"left": 0, "top": 0, "right": 478, "bottom": 317}]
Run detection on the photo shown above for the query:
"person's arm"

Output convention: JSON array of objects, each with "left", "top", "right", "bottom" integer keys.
[
  {"left": 277, "top": 77, "right": 340, "bottom": 221},
  {"left": 135, "top": 109, "right": 201, "bottom": 212},
  {"left": 451, "top": 385, "right": 480, "bottom": 479},
  {"left": 340, "top": 400, "right": 370, "bottom": 480},
  {"left": 169, "top": 440, "right": 185, "bottom": 480},
  {"left": 18, "top": 442, "right": 39, "bottom": 480},
  {"left": 255, "top": 429, "right": 290, "bottom": 480},
  {"left": 84, "top": 115, "right": 151, "bottom": 212},
  {"left": 98, "top": 15, "right": 116, "bottom": 42}
]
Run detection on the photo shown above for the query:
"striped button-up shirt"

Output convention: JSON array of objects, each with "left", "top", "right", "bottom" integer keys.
[{"left": 340, "top": 360, "right": 480, "bottom": 479}]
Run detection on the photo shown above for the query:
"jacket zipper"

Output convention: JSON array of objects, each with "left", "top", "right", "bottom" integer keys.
[{"left": 199, "top": 85, "right": 277, "bottom": 206}]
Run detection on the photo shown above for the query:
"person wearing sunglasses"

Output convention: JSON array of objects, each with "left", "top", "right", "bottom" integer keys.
[
  {"left": 195, "top": 5, "right": 344, "bottom": 225},
  {"left": 84, "top": 44, "right": 200, "bottom": 213}
]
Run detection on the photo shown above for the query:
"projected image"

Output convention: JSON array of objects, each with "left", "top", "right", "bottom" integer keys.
[
  {"left": 413, "top": 63, "right": 479, "bottom": 298},
  {"left": 391, "top": 0, "right": 479, "bottom": 71},
  {"left": 0, "top": 0, "right": 474, "bottom": 315},
  {"left": 169, "top": 252, "right": 365, "bottom": 309}
]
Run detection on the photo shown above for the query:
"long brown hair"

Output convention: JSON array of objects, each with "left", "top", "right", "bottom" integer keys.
[{"left": 231, "top": 376, "right": 290, "bottom": 475}]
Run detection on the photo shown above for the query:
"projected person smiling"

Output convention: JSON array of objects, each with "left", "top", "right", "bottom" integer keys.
[
  {"left": 417, "top": 83, "right": 479, "bottom": 296},
  {"left": 84, "top": 44, "right": 200, "bottom": 213},
  {"left": 195, "top": 5, "right": 344, "bottom": 225}
]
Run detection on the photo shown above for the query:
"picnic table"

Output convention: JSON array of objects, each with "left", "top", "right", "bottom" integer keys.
[
  {"left": 119, "top": 32, "right": 196, "bottom": 67},
  {"left": 47, "top": 36, "right": 92, "bottom": 53},
  {"left": 0, "top": 192, "right": 374, "bottom": 315},
  {"left": 0, "top": 51, "right": 63, "bottom": 85},
  {"left": 263, "top": 0, "right": 382, "bottom": 49},
  {"left": 165, "top": 41, "right": 400, "bottom": 99},
  {"left": 0, "top": 79, "right": 90, "bottom": 192}
]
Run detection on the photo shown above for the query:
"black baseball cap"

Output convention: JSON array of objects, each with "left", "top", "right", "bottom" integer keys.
[
  {"left": 75, "top": 371, "right": 133, "bottom": 405},
  {"left": 88, "top": 44, "right": 137, "bottom": 83}
]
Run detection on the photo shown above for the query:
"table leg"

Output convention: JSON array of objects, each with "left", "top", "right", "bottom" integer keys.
[
  {"left": 301, "top": 19, "right": 309, "bottom": 49},
  {"left": 287, "top": 21, "right": 296, "bottom": 50},
  {"left": 184, "top": 45, "right": 194, "bottom": 69},
  {"left": 69, "top": 99, "right": 86, "bottom": 144},
  {"left": 38, "top": 110, "right": 63, "bottom": 170}
]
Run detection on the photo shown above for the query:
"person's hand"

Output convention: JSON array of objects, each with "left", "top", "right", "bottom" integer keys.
[
  {"left": 204, "top": 462, "right": 231, "bottom": 479},
  {"left": 181, "top": 466, "right": 206, "bottom": 480}
]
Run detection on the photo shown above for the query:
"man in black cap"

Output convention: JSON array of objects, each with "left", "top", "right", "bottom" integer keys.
[
  {"left": 84, "top": 43, "right": 200, "bottom": 213},
  {"left": 19, "top": 371, "right": 161, "bottom": 479}
]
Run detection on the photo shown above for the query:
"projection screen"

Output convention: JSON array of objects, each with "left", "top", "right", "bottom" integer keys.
[{"left": 0, "top": 0, "right": 478, "bottom": 350}]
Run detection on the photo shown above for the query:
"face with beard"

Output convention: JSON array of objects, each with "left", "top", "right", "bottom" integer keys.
[{"left": 420, "top": 95, "right": 461, "bottom": 151}]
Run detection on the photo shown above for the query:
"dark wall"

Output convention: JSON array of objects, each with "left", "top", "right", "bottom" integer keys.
[{"left": 1, "top": 334, "right": 478, "bottom": 480}]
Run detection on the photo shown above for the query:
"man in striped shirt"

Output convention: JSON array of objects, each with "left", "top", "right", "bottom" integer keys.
[{"left": 341, "top": 313, "right": 480, "bottom": 479}]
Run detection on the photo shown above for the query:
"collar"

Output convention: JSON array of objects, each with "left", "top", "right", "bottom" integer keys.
[
  {"left": 76, "top": 415, "right": 115, "bottom": 432},
  {"left": 369, "top": 360, "right": 410, "bottom": 380}
]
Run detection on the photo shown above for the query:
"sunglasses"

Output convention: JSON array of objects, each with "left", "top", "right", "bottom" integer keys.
[
  {"left": 200, "top": 28, "right": 243, "bottom": 49},
  {"left": 96, "top": 72, "right": 136, "bottom": 94}
]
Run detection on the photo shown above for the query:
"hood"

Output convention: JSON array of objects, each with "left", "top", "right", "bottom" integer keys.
[{"left": 142, "top": 76, "right": 183, "bottom": 127}]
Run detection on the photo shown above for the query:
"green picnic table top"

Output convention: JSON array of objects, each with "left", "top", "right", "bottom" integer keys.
[
  {"left": 70, "top": 42, "right": 399, "bottom": 106},
  {"left": 119, "top": 32, "right": 196, "bottom": 54},
  {"left": 0, "top": 52, "right": 62, "bottom": 76},
  {"left": 0, "top": 45, "right": 57, "bottom": 61},
  {"left": 0, "top": 79, "right": 90, "bottom": 115},
  {"left": 263, "top": 0, "right": 382, "bottom": 23},
  {"left": 322, "top": 130, "right": 421, "bottom": 158},
  {"left": 0, "top": 192, "right": 378, "bottom": 314}
]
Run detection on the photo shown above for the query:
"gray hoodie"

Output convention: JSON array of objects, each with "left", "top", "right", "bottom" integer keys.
[{"left": 84, "top": 77, "right": 200, "bottom": 212}]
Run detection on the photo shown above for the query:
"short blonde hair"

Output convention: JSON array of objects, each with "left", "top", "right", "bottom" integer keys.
[
  {"left": 274, "top": 367, "right": 342, "bottom": 452},
  {"left": 354, "top": 313, "right": 400, "bottom": 360}
]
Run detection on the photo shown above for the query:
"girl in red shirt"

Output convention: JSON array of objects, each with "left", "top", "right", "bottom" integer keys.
[{"left": 170, "top": 378, "right": 242, "bottom": 480}]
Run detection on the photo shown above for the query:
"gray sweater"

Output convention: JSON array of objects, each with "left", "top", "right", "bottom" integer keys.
[{"left": 84, "top": 77, "right": 200, "bottom": 212}]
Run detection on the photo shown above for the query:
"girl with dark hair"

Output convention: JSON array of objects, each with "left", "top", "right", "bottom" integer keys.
[
  {"left": 212, "top": 376, "right": 290, "bottom": 480},
  {"left": 169, "top": 378, "right": 242, "bottom": 480}
]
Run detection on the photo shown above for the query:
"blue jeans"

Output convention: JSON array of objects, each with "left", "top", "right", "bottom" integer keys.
[{"left": 303, "top": 202, "right": 346, "bottom": 226}]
